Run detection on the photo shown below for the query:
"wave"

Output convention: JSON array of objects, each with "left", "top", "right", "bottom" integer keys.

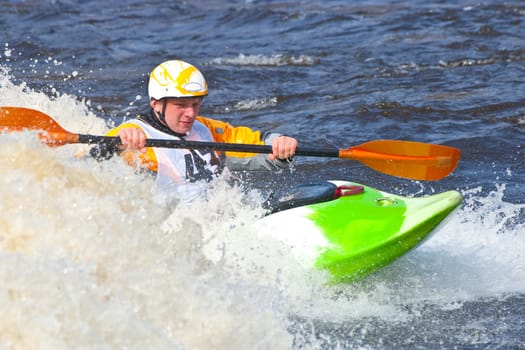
[{"left": 209, "top": 53, "right": 319, "bottom": 67}]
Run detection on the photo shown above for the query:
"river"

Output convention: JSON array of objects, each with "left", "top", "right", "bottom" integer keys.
[{"left": 0, "top": 1, "right": 524, "bottom": 348}]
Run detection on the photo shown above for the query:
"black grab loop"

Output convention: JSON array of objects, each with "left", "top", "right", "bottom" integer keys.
[{"left": 334, "top": 185, "right": 365, "bottom": 199}]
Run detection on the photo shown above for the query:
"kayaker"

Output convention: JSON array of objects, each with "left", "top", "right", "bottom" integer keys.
[{"left": 90, "top": 59, "right": 297, "bottom": 202}]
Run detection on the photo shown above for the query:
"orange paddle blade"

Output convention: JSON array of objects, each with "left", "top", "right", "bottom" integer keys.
[
  {"left": 0, "top": 106, "right": 79, "bottom": 145},
  {"left": 339, "top": 140, "right": 460, "bottom": 181}
]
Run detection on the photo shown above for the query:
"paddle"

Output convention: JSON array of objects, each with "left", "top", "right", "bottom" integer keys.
[{"left": 0, "top": 106, "right": 460, "bottom": 181}]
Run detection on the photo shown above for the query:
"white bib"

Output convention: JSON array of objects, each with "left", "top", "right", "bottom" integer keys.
[{"left": 129, "top": 119, "right": 221, "bottom": 203}]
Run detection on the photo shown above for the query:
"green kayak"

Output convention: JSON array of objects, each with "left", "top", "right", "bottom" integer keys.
[{"left": 255, "top": 180, "right": 462, "bottom": 283}]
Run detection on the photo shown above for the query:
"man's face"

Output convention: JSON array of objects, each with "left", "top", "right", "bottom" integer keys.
[{"left": 151, "top": 97, "right": 202, "bottom": 134}]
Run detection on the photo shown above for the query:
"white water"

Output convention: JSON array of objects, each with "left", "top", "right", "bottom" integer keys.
[{"left": 1, "top": 68, "right": 524, "bottom": 348}]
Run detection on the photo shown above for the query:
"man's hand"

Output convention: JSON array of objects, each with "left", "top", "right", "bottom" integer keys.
[
  {"left": 269, "top": 136, "right": 297, "bottom": 161},
  {"left": 117, "top": 127, "right": 147, "bottom": 153}
]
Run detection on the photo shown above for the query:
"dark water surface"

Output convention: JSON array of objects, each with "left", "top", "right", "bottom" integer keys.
[{"left": 1, "top": 1, "right": 524, "bottom": 349}]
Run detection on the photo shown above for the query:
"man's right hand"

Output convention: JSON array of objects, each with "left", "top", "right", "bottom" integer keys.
[{"left": 117, "top": 127, "right": 147, "bottom": 153}]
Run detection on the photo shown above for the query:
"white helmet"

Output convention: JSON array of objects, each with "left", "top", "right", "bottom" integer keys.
[{"left": 148, "top": 60, "right": 208, "bottom": 100}]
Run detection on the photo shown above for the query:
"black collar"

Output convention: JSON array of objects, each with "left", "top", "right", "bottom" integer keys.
[{"left": 138, "top": 110, "right": 187, "bottom": 138}]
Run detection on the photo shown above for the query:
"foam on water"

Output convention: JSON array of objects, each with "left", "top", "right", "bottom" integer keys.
[
  {"left": 1, "top": 69, "right": 524, "bottom": 348},
  {"left": 0, "top": 139, "right": 295, "bottom": 349}
]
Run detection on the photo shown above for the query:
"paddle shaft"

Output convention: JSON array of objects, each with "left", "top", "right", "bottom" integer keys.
[{"left": 77, "top": 134, "right": 340, "bottom": 157}]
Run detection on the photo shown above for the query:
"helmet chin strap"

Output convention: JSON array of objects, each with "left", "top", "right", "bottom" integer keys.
[{"left": 153, "top": 99, "right": 169, "bottom": 126}]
